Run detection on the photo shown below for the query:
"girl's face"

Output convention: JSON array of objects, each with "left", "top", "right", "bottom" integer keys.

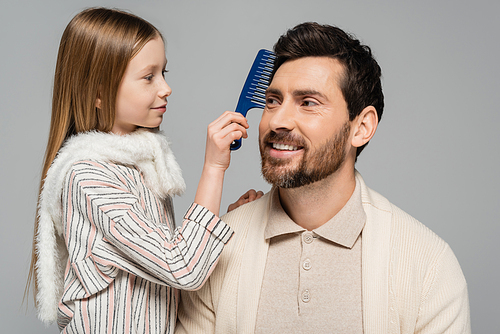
[{"left": 112, "top": 37, "right": 171, "bottom": 135}]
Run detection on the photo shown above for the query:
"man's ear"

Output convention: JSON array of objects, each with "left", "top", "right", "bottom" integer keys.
[{"left": 351, "top": 106, "right": 378, "bottom": 148}]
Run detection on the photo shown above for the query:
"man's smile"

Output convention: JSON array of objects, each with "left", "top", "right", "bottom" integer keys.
[{"left": 272, "top": 143, "right": 300, "bottom": 151}]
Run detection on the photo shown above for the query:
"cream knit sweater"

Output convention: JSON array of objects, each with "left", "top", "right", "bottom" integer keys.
[{"left": 177, "top": 172, "right": 470, "bottom": 333}]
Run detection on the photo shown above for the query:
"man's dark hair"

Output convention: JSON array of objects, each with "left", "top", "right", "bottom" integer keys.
[{"left": 272, "top": 22, "right": 384, "bottom": 157}]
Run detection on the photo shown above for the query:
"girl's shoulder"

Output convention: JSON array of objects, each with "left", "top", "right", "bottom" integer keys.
[
  {"left": 70, "top": 159, "right": 139, "bottom": 176},
  {"left": 49, "top": 129, "right": 185, "bottom": 201},
  {"left": 67, "top": 159, "right": 142, "bottom": 194}
]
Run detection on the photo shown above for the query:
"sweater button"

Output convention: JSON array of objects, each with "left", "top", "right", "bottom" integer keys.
[
  {"left": 301, "top": 289, "right": 311, "bottom": 303},
  {"left": 302, "top": 259, "right": 312, "bottom": 270}
]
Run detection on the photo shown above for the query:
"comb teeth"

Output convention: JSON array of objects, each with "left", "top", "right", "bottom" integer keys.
[
  {"left": 231, "top": 49, "right": 276, "bottom": 150},
  {"left": 247, "top": 51, "right": 275, "bottom": 107}
]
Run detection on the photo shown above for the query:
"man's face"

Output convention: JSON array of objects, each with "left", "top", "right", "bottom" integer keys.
[{"left": 259, "top": 56, "right": 352, "bottom": 188}]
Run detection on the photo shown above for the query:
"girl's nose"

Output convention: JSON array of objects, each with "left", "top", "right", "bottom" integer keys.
[{"left": 159, "top": 79, "right": 172, "bottom": 99}]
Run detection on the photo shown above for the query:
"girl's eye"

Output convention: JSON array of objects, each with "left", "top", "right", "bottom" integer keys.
[
  {"left": 162, "top": 69, "right": 169, "bottom": 79},
  {"left": 145, "top": 75, "right": 153, "bottom": 81}
]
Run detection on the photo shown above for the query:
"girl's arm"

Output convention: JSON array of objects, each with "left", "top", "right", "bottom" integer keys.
[
  {"left": 65, "top": 162, "right": 231, "bottom": 292},
  {"left": 62, "top": 112, "right": 248, "bottom": 292},
  {"left": 194, "top": 111, "right": 249, "bottom": 216}
]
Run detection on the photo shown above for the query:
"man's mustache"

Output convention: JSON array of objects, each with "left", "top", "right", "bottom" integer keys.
[{"left": 262, "top": 131, "right": 307, "bottom": 148}]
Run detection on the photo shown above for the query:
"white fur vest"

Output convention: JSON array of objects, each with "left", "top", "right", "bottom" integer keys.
[{"left": 36, "top": 129, "right": 185, "bottom": 323}]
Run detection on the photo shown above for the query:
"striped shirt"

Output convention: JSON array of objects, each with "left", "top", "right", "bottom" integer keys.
[{"left": 57, "top": 160, "right": 233, "bottom": 333}]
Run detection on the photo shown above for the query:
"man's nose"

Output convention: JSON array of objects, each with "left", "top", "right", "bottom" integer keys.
[{"left": 269, "top": 101, "right": 295, "bottom": 132}]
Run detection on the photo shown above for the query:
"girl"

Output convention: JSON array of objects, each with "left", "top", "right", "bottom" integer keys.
[{"left": 26, "top": 7, "right": 249, "bottom": 333}]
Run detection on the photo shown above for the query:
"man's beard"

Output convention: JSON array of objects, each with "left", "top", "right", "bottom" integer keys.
[{"left": 260, "top": 122, "right": 351, "bottom": 188}]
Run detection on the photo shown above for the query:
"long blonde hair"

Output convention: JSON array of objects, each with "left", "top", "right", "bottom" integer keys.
[{"left": 26, "top": 7, "right": 161, "bottom": 305}]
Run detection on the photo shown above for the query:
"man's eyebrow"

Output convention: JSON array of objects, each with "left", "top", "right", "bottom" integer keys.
[
  {"left": 265, "top": 88, "right": 327, "bottom": 100},
  {"left": 265, "top": 88, "right": 282, "bottom": 97},
  {"left": 293, "top": 89, "right": 327, "bottom": 100}
]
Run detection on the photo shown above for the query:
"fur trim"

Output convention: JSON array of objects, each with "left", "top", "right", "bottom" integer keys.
[{"left": 36, "top": 129, "right": 185, "bottom": 323}]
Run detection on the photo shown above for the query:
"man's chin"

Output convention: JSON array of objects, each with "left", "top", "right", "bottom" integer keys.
[
  {"left": 261, "top": 163, "right": 300, "bottom": 187},
  {"left": 262, "top": 171, "right": 312, "bottom": 189}
]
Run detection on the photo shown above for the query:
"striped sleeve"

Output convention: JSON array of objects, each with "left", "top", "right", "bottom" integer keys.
[{"left": 66, "top": 161, "right": 234, "bottom": 291}]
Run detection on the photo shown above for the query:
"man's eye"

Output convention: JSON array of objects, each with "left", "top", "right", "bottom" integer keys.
[
  {"left": 303, "top": 100, "right": 318, "bottom": 107},
  {"left": 266, "top": 97, "right": 279, "bottom": 105}
]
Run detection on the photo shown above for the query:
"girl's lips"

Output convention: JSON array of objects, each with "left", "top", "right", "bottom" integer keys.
[{"left": 152, "top": 105, "right": 167, "bottom": 113}]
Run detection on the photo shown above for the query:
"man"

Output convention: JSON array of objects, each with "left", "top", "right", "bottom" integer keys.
[{"left": 176, "top": 22, "right": 470, "bottom": 333}]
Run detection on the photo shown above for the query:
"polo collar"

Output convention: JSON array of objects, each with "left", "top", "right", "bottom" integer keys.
[{"left": 264, "top": 178, "right": 366, "bottom": 249}]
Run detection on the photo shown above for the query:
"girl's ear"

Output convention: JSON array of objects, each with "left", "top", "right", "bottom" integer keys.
[
  {"left": 95, "top": 89, "right": 102, "bottom": 109},
  {"left": 95, "top": 96, "right": 102, "bottom": 109},
  {"left": 351, "top": 106, "right": 378, "bottom": 148}
]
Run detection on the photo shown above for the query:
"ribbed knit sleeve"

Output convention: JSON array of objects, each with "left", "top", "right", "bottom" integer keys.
[
  {"left": 414, "top": 243, "right": 470, "bottom": 333},
  {"left": 388, "top": 205, "right": 470, "bottom": 334},
  {"left": 177, "top": 280, "right": 217, "bottom": 334}
]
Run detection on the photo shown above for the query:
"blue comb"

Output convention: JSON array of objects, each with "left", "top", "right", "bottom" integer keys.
[{"left": 230, "top": 49, "right": 276, "bottom": 150}]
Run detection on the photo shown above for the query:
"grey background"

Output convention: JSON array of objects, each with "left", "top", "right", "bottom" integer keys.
[{"left": 1, "top": 0, "right": 498, "bottom": 332}]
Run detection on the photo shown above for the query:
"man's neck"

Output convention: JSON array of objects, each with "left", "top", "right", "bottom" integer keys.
[{"left": 278, "top": 165, "right": 356, "bottom": 231}]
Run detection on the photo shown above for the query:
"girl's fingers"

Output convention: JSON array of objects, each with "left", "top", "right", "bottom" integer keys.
[
  {"left": 207, "top": 111, "right": 250, "bottom": 149},
  {"left": 209, "top": 121, "right": 248, "bottom": 147},
  {"left": 248, "top": 190, "right": 264, "bottom": 201},
  {"left": 247, "top": 189, "right": 258, "bottom": 201},
  {"left": 208, "top": 111, "right": 249, "bottom": 131},
  {"left": 203, "top": 111, "right": 249, "bottom": 171},
  {"left": 227, "top": 189, "right": 264, "bottom": 212}
]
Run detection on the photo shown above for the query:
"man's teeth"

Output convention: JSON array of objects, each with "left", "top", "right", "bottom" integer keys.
[{"left": 273, "top": 143, "right": 298, "bottom": 151}]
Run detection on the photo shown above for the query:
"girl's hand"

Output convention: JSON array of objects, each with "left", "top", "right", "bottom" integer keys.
[
  {"left": 194, "top": 111, "right": 248, "bottom": 216},
  {"left": 227, "top": 189, "right": 264, "bottom": 212},
  {"left": 204, "top": 111, "right": 249, "bottom": 171}
]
